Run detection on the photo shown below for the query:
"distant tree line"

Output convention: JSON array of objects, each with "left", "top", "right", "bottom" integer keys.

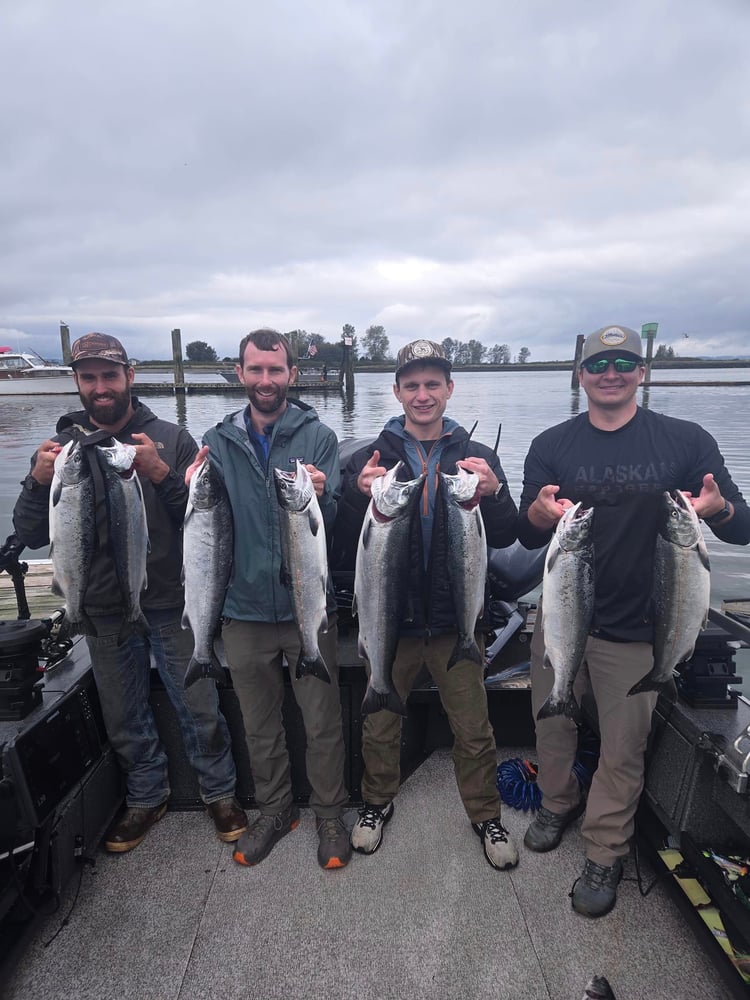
[{"left": 186, "top": 327, "right": 533, "bottom": 366}]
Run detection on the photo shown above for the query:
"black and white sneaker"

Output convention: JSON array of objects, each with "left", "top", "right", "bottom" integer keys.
[
  {"left": 350, "top": 801, "right": 394, "bottom": 855},
  {"left": 472, "top": 817, "right": 519, "bottom": 871}
]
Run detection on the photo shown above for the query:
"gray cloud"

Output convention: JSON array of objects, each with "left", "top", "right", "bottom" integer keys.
[{"left": 2, "top": 0, "right": 749, "bottom": 362}]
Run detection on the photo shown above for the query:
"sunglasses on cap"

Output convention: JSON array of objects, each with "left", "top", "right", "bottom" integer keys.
[{"left": 581, "top": 357, "right": 641, "bottom": 375}]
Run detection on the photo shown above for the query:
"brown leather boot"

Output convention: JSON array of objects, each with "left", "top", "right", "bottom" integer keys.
[
  {"left": 104, "top": 803, "right": 168, "bottom": 853},
  {"left": 206, "top": 797, "right": 248, "bottom": 843}
]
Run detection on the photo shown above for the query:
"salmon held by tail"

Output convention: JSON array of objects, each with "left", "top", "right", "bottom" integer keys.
[
  {"left": 438, "top": 466, "right": 487, "bottom": 670},
  {"left": 537, "top": 503, "right": 595, "bottom": 723},
  {"left": 49, "top": 441, "right": 97, "bottom": 637},
  {"left": 95, "top": 439, "right": 149, "bottom": 644},
  {"left": 274, "top": 460, "right": 332, "bottom": 684},
  {"left": 355, "top": 462, "right": 426, "bottom": 716},
  {"left": 182, "top": 457, "right": 234, "bottom": 688},
  {"left": 628, "top": 489, "right": 710, "bottom": 696}
]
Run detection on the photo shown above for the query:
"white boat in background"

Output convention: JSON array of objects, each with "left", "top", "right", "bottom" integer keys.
[{"left": 0, "top": 346, "right": 76, "bottom": 395}]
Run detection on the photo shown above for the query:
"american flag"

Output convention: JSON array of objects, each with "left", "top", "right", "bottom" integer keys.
[{"left": 307, "top": 343, "right": 318, "bottom": 357}]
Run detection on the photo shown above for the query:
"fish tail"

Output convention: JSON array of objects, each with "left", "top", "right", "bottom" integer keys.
[
  {"left": 536, "top": 693, "right": 581, "bottom": 724},
  {"left": 117, "top": 612, "right": 150, "bottom": 646},
  {"left": 628, "top": 673, "right": 675, "bottom": 698},
  {"left": 447, "top": 634, "right": 483, "bottom": 670},
  {"left": 184, "top": 654, "right": 226, "bottom": 689},
  {"left": 361, "top": 682, "right": 407, "bottom": 717},
  {"left": 296, "top": 651, "right": 331, "bottom": 684}
]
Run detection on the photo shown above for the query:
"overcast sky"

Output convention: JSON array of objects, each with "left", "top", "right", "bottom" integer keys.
[{"left": 2, "top": 0, "right": 749, "bottom": 363}]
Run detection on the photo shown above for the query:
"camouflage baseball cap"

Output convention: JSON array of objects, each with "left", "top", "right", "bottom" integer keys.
[
  {"left": 70, "top": 332, "right": 129, "bottom": 367},
  {"left": 581, "top": 325, "right": 644, "bottom": 363},
  {"left": 395, "top": 339, "right": 451, "bottom": 379}
]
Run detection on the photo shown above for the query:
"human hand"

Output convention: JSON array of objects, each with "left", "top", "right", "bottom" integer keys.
[
  {"left": 184, "top": 446, "right": 209, "bottom": 486},
  {"left": 526, "top": 485, "right": 574, "bottom": 530},
  {"left": 356, "top": 450, "right": 387, "bottom": 497},
  {"left": 456, "top": 456, "right": 500, "bottom": 497},
  {"left": 131, "top": 432, "right": 170, "bottom": 484},
  {"left": 30, "top": 440, "right": 63, "bottom": 486},
  {"left": 305, "top": 464, "right": 327, "bottom": 498},
  {"left": 685, "top": 473, "right": 730, "bottom": 521}
]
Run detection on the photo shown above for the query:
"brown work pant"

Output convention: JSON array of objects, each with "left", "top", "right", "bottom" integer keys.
[
  {"left": 222, "top": 617, "right": 348, "bottom": 818},
  {"left": 530, "top": 611, "right": 657, "bottom": 866},
  {"left": 360, "top": 632, "right": 502, "bottom": 823}
]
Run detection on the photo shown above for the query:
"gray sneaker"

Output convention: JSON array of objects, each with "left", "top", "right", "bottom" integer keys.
[
  {"left": 523, "top": 801, "right": 584, "bottom": 853},
  {"left": 472, "top": 817, "right": 519, "bottom": 871},
  {"left": 351, "top": 801, "right": 394, "bottom": 854},
  {"left": 233, "top": 805, "right": 300, "bottom": 867},
  {"left": 571, "top": 858, "right": 623, "bottom": 917},
  {"left": 316, "top": 816, "right": 352, "bottom": 870}
]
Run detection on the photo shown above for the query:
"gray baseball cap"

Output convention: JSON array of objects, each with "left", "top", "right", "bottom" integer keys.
[{"left": 581, "top": 325, "right": 644, "bottom": 363}]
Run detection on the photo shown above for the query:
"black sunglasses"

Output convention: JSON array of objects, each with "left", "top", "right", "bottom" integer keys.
[{"left": 581, "top": 357, "right": 641, "bottom": 375}]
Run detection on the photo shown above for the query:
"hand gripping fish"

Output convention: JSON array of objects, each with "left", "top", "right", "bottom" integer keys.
[
  {"left": 438, "top": 467, "right": 487, "bottom": 669},
  {"left": 95, "top": 439, "right": 149, "bottom": 643},
  {"left": 274, "top": 460, "right": 332, "bottom": 683},
  {"left": 354, "top": 462, "right": 425, "bottom": 716},
  {"left": 537, "top": 503, "right": 595, "bottom": 723},
  {"left": 628, "top": 489, "right": 710, "bottom": 696},
  {"left": 182, "top": 457, "right": 234, "bottom": 688},
  {"left": 49, "top": 440, "right": 97, "bottom": 637}
]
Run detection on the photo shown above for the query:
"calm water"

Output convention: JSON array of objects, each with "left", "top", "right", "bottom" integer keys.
[{"left": 2, "top": 369, "right": 749, "bottom": 607}]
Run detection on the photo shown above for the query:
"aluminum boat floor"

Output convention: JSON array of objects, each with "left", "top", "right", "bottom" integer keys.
[{"left": 2, "top": 749, "right": 726, "bottom": 1000}]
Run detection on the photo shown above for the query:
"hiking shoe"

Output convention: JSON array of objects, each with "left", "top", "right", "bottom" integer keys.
[
  {"left": 523, "top": 801, "right": 584, "bottom": 853},
  {"left": 571, "top": 858, "right": 623, "bottom": 918},
  {"left": 350, "top": 801, "right": 394, "bottom": 855},
  {"left": 233, "top": 805, "right": 300, "bottom": 867},
  {"left": 206, "top": 796, "right": 248, "bottom": 843},
  {"left": 316, "top": 816, "right": 352, "bottom": 870},
  {"left": 472, "top": 817, "right": 519, "bottom": 871},
  {"left": 104, "top": 803, "right": 168, "bottom": 853}
]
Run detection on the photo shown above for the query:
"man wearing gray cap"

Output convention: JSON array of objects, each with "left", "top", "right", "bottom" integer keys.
[
  {"left": 334, "top": 339, "right": 520, "bottom": 870},
  {"left": 13, "top": 332, "right": 245, "bottom": 852},
  {"left": 518, "top": 324, "right": 750, "bottom": 916}
]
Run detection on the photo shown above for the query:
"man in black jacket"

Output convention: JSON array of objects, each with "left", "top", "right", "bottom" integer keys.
[
  {"left": 13, "top": 333, "right": 245, "bottom": 852},
  {"left": 334, "top": 340, "right": 519, "bottom": 869},
  {"left": 518, "top": 324, "right": 750, "bottom": 917}
]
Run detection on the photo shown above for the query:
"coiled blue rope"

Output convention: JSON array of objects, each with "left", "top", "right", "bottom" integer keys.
[{"left": 497, "top": 726, "right": 601, "bottom": 812}]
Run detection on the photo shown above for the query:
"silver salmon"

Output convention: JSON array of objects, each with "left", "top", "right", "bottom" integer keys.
[
  {"left": 49, "top": 441, "right": 97, "bottom": 636},
  {"left": 182, "top": 457, "right": 233, "bottom": 688},
  {"left": 274, "top": 460, "right": 331, "bottom": 683},
  {"left": 537, "top": 503, "right": 595, "bottom": 722},
  {"left": 439, "top": 467, "right": 487, "bottom": 669},
  {"left": 355, "top": 462, "right": 425, "bottom": 716},
  {"left": 629, "top": 490, "right": 710, "bottom": 696},
  {"left": 95, "top": 439, "right": 149, "bottom": 642}
]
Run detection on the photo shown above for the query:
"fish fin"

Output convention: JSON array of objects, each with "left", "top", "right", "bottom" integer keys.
[
  {"left": 447, "top": 635, "right": 483, "bottom": 670},
  {"left": 184, "top": 654, "right": 226, "bottom": 689},
  {"left": 536, "top": 693, "right": 581, "bottom": 724},
  {"left": 361, "top": 682, "right": 407, "bottom": 717},
  {"left": 698, "top": 540, "right": 711, "bottom": 573},
  {"left": 542, "top": 653, "right": 554, "bottom": 671},
  {"left": 50, "top": 572, "right": 63, "bottom": 597},
  {"left": 118, "top": 612, "right": 150, "bottom": 645},
  {"left": 361, "top": 519, "right": 372, "bottom": 549},
  {"left": 628, "top": 672, "right": 676, "bottom": 697},
  {"left": 308, "top": 511, "right": 321, "bottom": 537},
  {"left": 296, "top": 651, "right": 331, "bottom": 683},
  {"left": 51, "top": 481, "right": 62, "bottom": 507}
]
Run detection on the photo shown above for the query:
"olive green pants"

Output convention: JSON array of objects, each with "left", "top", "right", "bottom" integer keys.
[
  {"left": 530, "top": 611, "right": 658, "bottom": 866},
  {"left": 360, "top": 632, "right": 501, "bottom": 824},
  {"left": 222, "top": 617, "right": 348, "bottom": 818}
]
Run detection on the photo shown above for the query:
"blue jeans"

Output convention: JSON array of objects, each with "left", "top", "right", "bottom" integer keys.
[{"left": 85, "top": 607, "right": 237, "bottom": 809}]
